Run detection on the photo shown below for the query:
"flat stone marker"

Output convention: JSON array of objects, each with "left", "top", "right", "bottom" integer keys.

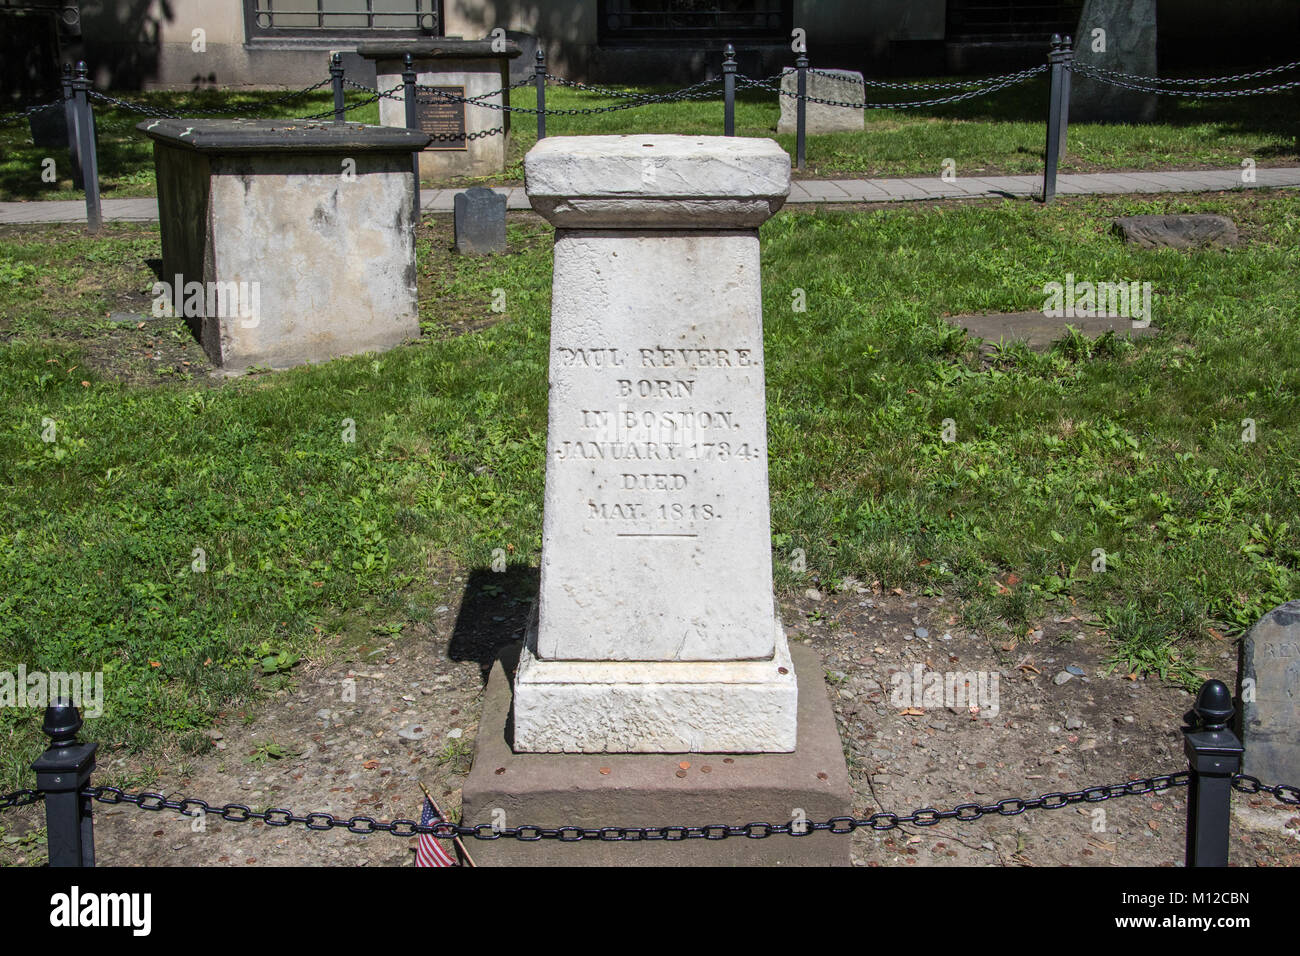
[
  {"left": 951, "top": 310, "right": 1158, "bottom": 350},
  {"left": 516, "top": 134, "right": 796, "bottom": 753},
  {"left": 1113, "top": 214, "right": 1238, "bottom": 249},
  {"left": 1241, "top": 600, "right": 1300, "bottom": 785},
  {"left": 138, "top": 118, "right": 429, "bottom": 371},
  {"left": 453, "top": 186, "right": 506, "bottom": 255},
  {"left": 777, "top": 68, "right": 865, "bottom": 134}
]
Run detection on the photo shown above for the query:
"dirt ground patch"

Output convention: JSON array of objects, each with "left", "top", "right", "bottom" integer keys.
[{"left": 4, "top": 578, "right": 1295, "bottom": 867}]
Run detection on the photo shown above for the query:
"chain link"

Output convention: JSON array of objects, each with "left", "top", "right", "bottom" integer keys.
[
  {"left": 1069, "top": 64, "right": 1300, "bottom": 98},
  {"left": 744, "top": 64, "right": 1047, "bottom": 111},
  {"left": 1071, "top": 58, "right": 1300, "bottom": 87},
  {"left": 1231, "top": 774, "right": 1300, "bottom": 805},
  {"left": 0, "top": 788, "right": 44, "bottom": 811},
  {"left": 4, "top": 770, "right": 1292, "bottom": 845},
  {"left": 0, "top": 98, "right": 66, "bottom": 128},
  {"left": 87, "top": 79, "right": 334, "bottom": 120},
  {"left": 807, "top": 66, "right": 1031, "bottom": 91}
]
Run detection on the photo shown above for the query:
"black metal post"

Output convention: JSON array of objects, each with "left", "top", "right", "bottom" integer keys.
[
  {"left": 723, "top": 43, "right": 737, "bottom": 136},
  {"left": 330, "top": 52, "right": 346, "bottom": 124},
  {"left": 72, "top": 62, "right": 101, "bottom": 234},
  {"left": 1042, "top": 34, "right": 1072, "bottom": 204},
  {"left": 403, "top": 53, "right": 421, "bottom": 224},
  {"left": 535, "top": 48, "right": 547, "bottom": 140},
  {"left": 1183, "top": 679, "right": 1244, "bottom": 867},
  {"left": 61, "top": 63, "right": 83, "bottom": 190},
  {"left": 796, "top": 52, "right": 808, "bottom": 170},
  {"left": 31, "top": 701, "right": 97, "bottom": 867}
]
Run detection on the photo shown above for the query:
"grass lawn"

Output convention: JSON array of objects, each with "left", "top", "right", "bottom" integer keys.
[
  {"left": 1, "top": 74, "right": 1296, "bottom": 201},
  {"left": 1, "top": 189, "right": 1298, "bottom": 792}
]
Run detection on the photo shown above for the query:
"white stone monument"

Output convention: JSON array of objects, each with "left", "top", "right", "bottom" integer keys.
[{"left": 514, "top": 134, "right": 796, "bottom": 754}]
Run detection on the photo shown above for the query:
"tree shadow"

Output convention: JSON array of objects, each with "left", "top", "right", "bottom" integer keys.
[{"left": 447, "top": 564, "right": 538, "bottom": 681}]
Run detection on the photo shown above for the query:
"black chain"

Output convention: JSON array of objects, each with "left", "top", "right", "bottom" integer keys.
[
  {"left": 4, "top": 772, "right": 1294, "bottom": 844},
  {"left": 1071, "top": 58, "right": 1300, "bottom": 88},
  {"left": 1230, "top": 774, "right": 1300, "bottom": 805},
  {"left": 1069, "top": 64, "right": 1300, "bottom": 98},
  {"left": 69, "top": 771, "right": 1192, "bottom": 841},
  {"left": 0, "top": 98, "right": 65, "bottom": 128},
  {"left": 87, "top": 79, "right": 334, "bottom": 120},
  {"left": 807, "top": 66, "right": 1033, "bottom": 91},
  {"left": 744, "top": 64, "right": 1047, "bottom": 111},
  {"left": 0, "top": 788, "right": 43, "bottom": 811}
]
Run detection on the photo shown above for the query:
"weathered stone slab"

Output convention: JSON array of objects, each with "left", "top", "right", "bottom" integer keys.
[
  {"left": 1112, "top": 214, "right": 1238, "bottom": 249},
  {"left": 515, "top": 134, "right": 796, "bottom": 753},
  {"left": 138, "top": 119, "right": 429, "bottom": 371},
  {"left": 462, "top": 642, "right": 852, "bottom": 865},
  {"left": 453, "top": 186, "right": 506, "bottom": 254},
  {"left": 777, "top": 68, "right": 865, "bottom": 135},
  {"left": 1240, "top": 600, "right": 1300, "bottom": 786},
  {"left": 1071, "top": 0, "right": 1158, "bottom": 123},
  {"left": 951, "top": 310, "right": 1158, "bottom": 350}
]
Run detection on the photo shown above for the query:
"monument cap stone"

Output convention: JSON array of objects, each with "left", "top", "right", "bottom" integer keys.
[
  {"left": 137, "top": 117, "right": 430, "bottom": 153},
  {"left": 524, "top": 134, "right": 790, "bottom": 228},
  {"left": 1240, "top": 599, "right": 1300, "bottom": 785}
]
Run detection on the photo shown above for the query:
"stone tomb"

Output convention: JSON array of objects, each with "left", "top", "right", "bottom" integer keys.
[
  {"left": 777, "top": 68, "right": 865, "bottom": 135},
  {"left": 358, "top": 39, "right": 521, "bottom": 180},
  {"left": 139, "top": 119, "right": 428, "bottom": 371},
  {"left": 461, "top": 134, "right": 852, "bottom": 865},
  {"left": 1240, "top": 600, "right": 1300, "bottom": 786}
]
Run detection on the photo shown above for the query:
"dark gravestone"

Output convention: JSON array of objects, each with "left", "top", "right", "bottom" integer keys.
[
  {"left": 1240, "top": 600, "right": 1300, "bottom": 786},
  {"left": 1112, "top": 214, "right": 1238, "bottom": 249},
  {"left": 29, "top": 103, "right": 68, "bottom": 148},
  {"left": 1071, "top": 0, "right": 1158, "bottom": 124},
  {"left": 454, "top": 186, "right": 507, "bottom": 255}
]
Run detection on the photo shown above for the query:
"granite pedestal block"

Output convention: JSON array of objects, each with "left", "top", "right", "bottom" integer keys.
[
  {"left": 461, "top": 642, "right": 853, "bottom": 866},
  {"left": 138, "top": 118, "right": 429, "bottom": 371}
]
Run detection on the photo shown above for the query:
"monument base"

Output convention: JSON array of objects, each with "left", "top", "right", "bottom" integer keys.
[
  {"left": 461, "top": 642, "right": 852, "bottom": 866},
  {"left": 512, "top": 613, "right": 797, "bottom": 753}
]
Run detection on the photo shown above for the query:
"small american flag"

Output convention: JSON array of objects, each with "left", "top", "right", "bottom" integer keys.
[{"left": 416, "top": 797, "right": 458, "bottom": 867}]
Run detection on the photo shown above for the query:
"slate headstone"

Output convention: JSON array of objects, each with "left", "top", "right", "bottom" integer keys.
[
  {"left": 1112, "top": 214, "right": 1238, "bottom": 249},
  {"left": 1240, "top": 599, "right": 1300, "bottom": 786},
  {"left": 28, "top": 103, "right": 68, "bottom": 148},
  {"left": 1071, "top": 0, "right": 1158, "bottom": 123},
  {"left": 453, "top": 186, "right": 507, "bottom": 255}
]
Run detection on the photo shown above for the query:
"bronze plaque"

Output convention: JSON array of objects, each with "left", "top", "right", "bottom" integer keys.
[{"left": 415, "top": 85, "right": 468, "bottom": 151}]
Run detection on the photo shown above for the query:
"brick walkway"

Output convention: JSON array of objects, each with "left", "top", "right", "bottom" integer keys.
[{"left": 2, "top": 167, "right": 1297, "bottom": 224}]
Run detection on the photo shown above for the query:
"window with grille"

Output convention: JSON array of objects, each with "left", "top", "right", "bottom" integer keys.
[
  {"left": 243, "top": 0, "right": 443, "bottom": 39},
  {"left": 598, "top": 0, "right": 792, "bottom": 44},
  {"left": 945, "top": 0, "right": 1083, "bottom": 42}
]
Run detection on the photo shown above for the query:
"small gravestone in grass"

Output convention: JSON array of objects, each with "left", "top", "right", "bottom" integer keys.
[
  {"left": 453, "top": 186, "right": 507, "bottom": 255},
  {"left": 1112, "top": 215, "right": 1238, "bottom": 250},
  {"left": 776, "top": 69, "right": 864, "bottom": 135},
  {"left": 1240, "top": 600, "right": 1300, "bottom": 787},
  {"left": 948, "top": 274, "right": 1160, "bottom": 351}
]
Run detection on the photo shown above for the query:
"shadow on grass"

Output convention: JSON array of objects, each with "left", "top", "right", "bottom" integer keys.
[{"left": 448, "top": 565, "right": 538, "bottom": 680}]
